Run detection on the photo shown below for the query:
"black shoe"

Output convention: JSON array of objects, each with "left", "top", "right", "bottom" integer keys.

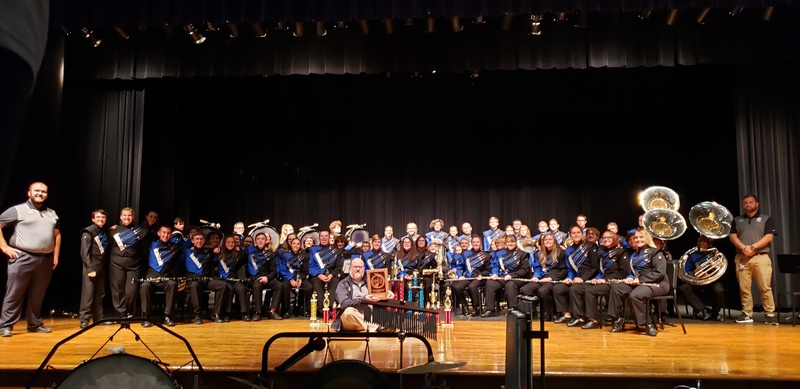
[
  {"left": 268, "top": 311, "right": 283, "bottom": 320},
  {"left": 713, "top": 314, "right": 725, "bottom": 322},
  {"left": 468, "top": 310, "right": 479, "bottom": 317},
  {"left": 480, "top": 310, "right": 496, "bottom": 318},
  {"left": 223, "top": 315, "right": 231, "bottom": 323},
  {"left": 79, "top": 320, "right": 89, "bottom": 329},
  {"left": 699, "top": 309, "right": 711, "bottom": 321},
  {"left": 645, "top": 323, "right": 658, "bottom": 336},
  {"left": 610, "top": 317, "right": 625, "bottom": 333},
  {"left": 661, "top": 316, "right": 674, "bottom": 326},
  {"left": 242, "top": 314, "right": 251, "bottom": 322},
  {"left": 252, "top": 313, "right": 261, "bottom": 321},
  {"left": 543, "top": 313, "right": 553, "bottom": 322},
  {"left": 567, "top": 317, "right": 583, "bottom": 327},
  {"left": 211, "top": 313, "right": 224, "bottom": 323},
  {"left": 554, "top": 315, "right": 572, "bottom": 324},
  {"left": 141, "top": 320, "right": 153, "bottom": 328},
  {"left": 581, "top": 320, "right": 600, "bottom": 329},
  {"left": 193, "top": 315, "right": 203, "bottom": 325},
  {"left": 164, "top": 316, "right": 175, "bottom": 326},
  {"left": 27, "top": 325, "right": 52, "bottom": 333}
]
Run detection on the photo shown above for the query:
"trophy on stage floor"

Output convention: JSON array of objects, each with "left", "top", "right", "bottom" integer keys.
[
  {"left": 322, "top": 291, "right": 331, "bottom": 324},
  {"left": 442, "top": 286, "right": 454, "bottom": 328},
  {"left": 310, "top": 291, "right": 318, "bottom": 325}
]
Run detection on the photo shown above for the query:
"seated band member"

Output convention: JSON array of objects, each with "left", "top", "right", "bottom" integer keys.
[
  {"left": 519, "top": 233, "right": 568, "bottom": 321},
  {"left": 331, "top": 258, "right": 395, "bottom": 332},
  {"left": 579, "top": 231, "right": 631, "bottom": 329},
  {"left": 241, "top": 232, "right": 284, "bottom": 321},
  {"left": 277, "top": 237, "right": 312, "bottom": 318},
  {"left": 139, "top": 225, "right": 181, "bottom": 327},
  {"left": 451, "top": 235, "right": 491, "bottom": 317},
  {"left": 677, "top": 235, "right": 725, "bottom": 321},
  {"left": 308, "top": 230, "right": 343, "bottom": 317},
  {"left": 483, "top": 235, "right": 531, "bottom": 316},
  {"left": 215, "top": 235, "right": 249, "bottom": 321},
  {"left": 554, "top": 225, "right": 600, "bottom": 325},
  {"left": 418, "top": 241, "right": 449, "bottom": 307},
  {"left": 363, "top": 234, "right": 392, "bottom": 271},
  {"left": 183, "top": 231, "right": 228, "bottom": 324},
  {"left": 607, "top": 229, "right": 669, "bottom": 336}
]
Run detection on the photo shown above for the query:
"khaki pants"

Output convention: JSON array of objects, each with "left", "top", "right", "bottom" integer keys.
[
  {"left": 735, "top": 253, "right": 776, "bottom": 316},
  {"left": 340, "top": 307, "right": 378, "bottom": 332}
]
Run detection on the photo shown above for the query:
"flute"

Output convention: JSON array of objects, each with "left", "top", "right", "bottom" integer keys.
[
  {"left": 606, "top": 279, "right": 661, "bottom": 287},
  {"left": 444, "top": 277, "right": 566, "bottom": 283}
]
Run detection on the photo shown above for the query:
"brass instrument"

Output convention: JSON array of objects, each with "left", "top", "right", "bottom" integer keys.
[
  {"left": 640, "top": 185, "right": 686, "bottom": 241},
  {"left": 677, "top": 201, "right": 733, "bottom": 285},
  {"left": 519, "top": 237, "right": 537, "bottom": 253}
]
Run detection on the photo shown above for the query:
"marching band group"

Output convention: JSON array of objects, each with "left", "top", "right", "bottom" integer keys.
[{"left": 79, "top": 205, "right": 723, "bottom": 338}]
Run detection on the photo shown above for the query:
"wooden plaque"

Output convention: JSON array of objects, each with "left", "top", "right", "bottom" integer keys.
[{"left": 367, "top": 268, "right": 389, "bottom": 300}]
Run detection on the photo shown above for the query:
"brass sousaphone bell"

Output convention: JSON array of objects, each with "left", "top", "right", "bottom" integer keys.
[
  {"left": 678, "top": 201, "right": 733, "bottom": 285},
  {"left": 639, "top": 186, "right": 686, "bottom": 241}
]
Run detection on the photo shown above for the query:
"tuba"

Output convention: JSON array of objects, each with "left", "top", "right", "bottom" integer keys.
[
  {"left": 640, "top": 185, "right": 686, "bottom": 241},
  {"left": 677, "top": 201, "right": 733, "bottom": 285}
]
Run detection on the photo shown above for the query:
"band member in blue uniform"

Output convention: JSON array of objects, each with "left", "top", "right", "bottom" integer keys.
[
  {"left": 139, "top": 225, "right": 181, "bottom": 327},
  {"left": 554, "top": 225, "right": 600, "bottom": 325},
  {"left": 277, "top": 237, "right": 312, "bottom": 318},
  {"left": 580, "top": 231, "right": 631, "bottom": 329},
  {"left": 425, "top": 218, "right": 449, "bottom": 246},
  {"left": 241, "top": 232, "right": 284, "bottom": 321},
  {"left": 108, "top": 207, "right": 148, "bottom": 319},
  {"left": 483, "top": 235, "right": 531, "bottom": 316},
  {"left": 363, "top": 235, "right": 392, "bottom": 271},
  {"left": 482, "top": 216, "right": 505, "bottom": 252},
  {"left": 607, "top": 229, "right": 668, "bottom": 336},
  {"left": 380, "top": 225, "right": 400, "bottom": 255},
  {"left": 308, "top": 230, "right": 343, "bottom": 317},
  {"left": 451, "top": 235, "right": 491, "bottom": 316},
  {"left": 519, "top": 233, "right": 568, "bottom": 321},
  {"left": 183, "top": 231, "right": 228, "bottom": 324},
  {"left": 677, "top": 235, "right": 726, "bottom": 321},
  {"left": 78, "top": 209, "right": 108, "bottom": 328},
  {"left": 215, "top": 235, "right": 248, "bottom": 322}
]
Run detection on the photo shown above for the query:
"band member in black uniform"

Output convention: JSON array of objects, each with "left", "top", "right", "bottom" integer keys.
[
  {"left": 78, "top": 209, "right": 108, "bottom": 328},
  {"left": 215, "top": 235, "right": 248, "bottom": 322},
  {"left": 108, "top": 207, "right": 148, "bottom": 319},
  {"left": 483, "top": 235, "right": 531, "bottom": 316},
  {"left": 277, "top": 237, "right": 311, "bottom": 318},
  {"left": 363, "top": 235, "right": 393, "bottom": 271},
  {"left": 139, "top": 225, "right": 180, "bottom": 327},
  {"left": 607, "top": 229, "right": 669, "bottom": 336},
  {"left": 677, "top": 235, "right": 725, "bottom": 321},
  {"left": 580, "top": 231, "right": 631, "bottom": 329},
  {"left": 554, "top": 225, "right": 600, "bottom": 325},
  {"left": 519, "top": 233, "right": 568, "bottom": 321},
  {"left": 241, "top": 232, "right": 284, "bottom": 321},
  {"left": 308, "top": 230, "right": 343, "bottom": 317},
  {"left": 183, "top": 231, "right": 228, "bottom": 324}
]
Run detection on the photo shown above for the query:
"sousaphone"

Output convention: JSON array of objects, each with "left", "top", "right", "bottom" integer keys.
[
  {"left": 640, "top": 186, "right": 686, "bottom": 241},
  {"left": 678, "top": 201, "right": 733, "bottom": 285}
]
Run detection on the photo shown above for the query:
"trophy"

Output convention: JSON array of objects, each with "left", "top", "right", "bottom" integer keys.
[
  {"left": 442, "top": 286, "right": 453, "bottom": 327},
  {"left": 322, "top": 291, "right": 331, "bottom": 324},
  {"left": 310, "top": 291, "right": 318, "bottom": 323}
]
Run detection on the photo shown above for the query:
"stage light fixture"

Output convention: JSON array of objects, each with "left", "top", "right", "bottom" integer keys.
[
  {"left": 336, "top": 20, "right": 347, "bottom": 29},
  {"left": 555, "top": 12, "right": 567, "bottom": 22},
  {"left": 184, "top": 24, "right": 206, "bottom": 44},
  {"left": 665, "top": 9, "right": 679, "bottom": 26},
  {"left": 206, "top": 22, "right": 218, "bottom": 32},
  {"left": 529, "top": 14, "right": 543, "bottom": 35},
  {"left": 114, "top": 26, "right": 129, "bottom": 40},
  {"left": 763, "top": 6, "right": 774, "bottom": 21},
  {"left": 729, "top": 6, "right": 744, "bottom": 16},
  {"left": 426, "top": 18, "right": 435, "bottom": 33},
  {"left": 227, "top": 22, "right": 240, "bottom": 38},
  {"left": 316, "top": 21, "right": 327, "bottom": 37},
  {"left": 360, "top": 20, "right": 369, "bottom": 35},
  {"left": 81, "top": 27, "right": 102, "bottom": 47},
  {"left": 474, "top": 15, "right": 486, "bottom": 25},
  {"left": 405, "top": 18, "right": 415, "bottom": 27},
  {"left": 574, "top": 11, "right": 588, "bottom": 28},
  {"left": 294, "top": 22, "right": 305, "bottom": 37},
  {"left": 501, "top": 12, "right": 514, "bottom": 31},
  {"left": 276, "top": 22, "right": 288, "bottom": 31},
  {"left": 59, "top": 26, "right": 71, "bottom": 36},
  {"left": 384, "top": 19, "right": 394, "bottom": 34},
  {"left": 452, "top": 16, "right": 463, "bottom": 32},
  {"left": 696, "top": 7, "right": 711, "bottom": 24},
  {"left": 640, "top": 8, "right": 653, "bottom": 20},
  {"left": 163, "top": 23, "right": 174, "bottom": 39}
]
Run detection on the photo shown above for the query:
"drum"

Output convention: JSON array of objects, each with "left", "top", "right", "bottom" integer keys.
[
  {"left": 198, "top": 223, "right": 224, "bottom": 247},
  {"left": 58, "top": 353, "right": 177, "bottom": 389},
  {"left": 248, "top": 224, "right": 280, "bottom": 248},
  {"left": 304, "top": 360, "right": 390, "bottom": 389},
  {"left": 298, "top": 228, "right": 320, "bottom": 247},
  {"left": 346, "top": 228, "right": 370, "bottom": 248}
]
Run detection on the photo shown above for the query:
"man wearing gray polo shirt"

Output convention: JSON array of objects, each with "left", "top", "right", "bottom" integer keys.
[{"left": 0, "top": 182, "right": 60, "bottom": 337}]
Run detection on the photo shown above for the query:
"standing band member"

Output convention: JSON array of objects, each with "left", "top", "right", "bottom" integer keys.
[{"left": 78, "top": 209, "right": 108, "bottom": 328}]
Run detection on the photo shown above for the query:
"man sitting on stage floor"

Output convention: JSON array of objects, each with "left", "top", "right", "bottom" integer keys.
[{"left": 331, "top": 257, "right": 395, "bottom": 332}]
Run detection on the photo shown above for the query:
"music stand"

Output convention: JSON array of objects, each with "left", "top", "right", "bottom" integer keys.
[{"left": 776, "top": 254, "right": 800, "bottom": 326}]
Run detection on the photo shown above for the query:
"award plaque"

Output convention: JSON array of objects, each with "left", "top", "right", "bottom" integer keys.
[{"left": 367, "top": 268, "right": 389, "bottom": 300}]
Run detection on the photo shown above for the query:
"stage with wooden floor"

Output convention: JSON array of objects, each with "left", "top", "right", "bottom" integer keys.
[{"left": 1, "top": 312, "right": 798, "bottom": 389}]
